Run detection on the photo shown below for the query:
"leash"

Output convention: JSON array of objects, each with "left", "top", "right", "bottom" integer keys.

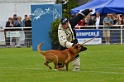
[{"left": 82, "top": 36, "right": 97, "bottom": 45}]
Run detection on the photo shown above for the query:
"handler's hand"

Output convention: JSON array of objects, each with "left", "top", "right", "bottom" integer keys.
[
  {"left": 81, "top": 9, "right": 93, "bottom": 16},
  {"left": 89, "top": 9, "right": 93, "bottom": 12}
]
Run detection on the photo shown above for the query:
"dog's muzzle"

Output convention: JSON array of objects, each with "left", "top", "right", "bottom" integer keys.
[{"left": 81, "top": 46, "right": 87, "bottom": 51}]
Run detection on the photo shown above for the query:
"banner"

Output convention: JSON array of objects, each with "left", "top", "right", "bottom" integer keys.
[
  {"left": 75, "top": 29, "right": 102, "bottom": 45},
  {"left": 6, "top": 31, "right": 25, "bottom": 44},
  {"left": 6, "top": 31, "right": 20, "bottom": 37},
  {"left": 31, "top": 4, "right": 62, "bottom": 50}
]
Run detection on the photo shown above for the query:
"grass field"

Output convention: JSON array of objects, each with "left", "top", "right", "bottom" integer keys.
[{"left": 0, "top": 44, "right": 124, "bottom": 82}]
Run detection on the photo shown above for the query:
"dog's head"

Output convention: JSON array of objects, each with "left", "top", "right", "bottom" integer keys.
[{"left": 73, "top": 44, "right": 87, "bottom": 52}]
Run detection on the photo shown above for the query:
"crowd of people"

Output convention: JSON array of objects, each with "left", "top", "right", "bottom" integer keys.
[
  {"left": 74, "top": 12, "right": 124, "bottom": 44},
  {"left": 4, "top": 12, "right": 124, "bottom": 48},
  {"left": 5, "top": 14, "right": 32, "bottom": 48},
  {"left": 74, "top": 12, "right": 124, "bottom": 28}
]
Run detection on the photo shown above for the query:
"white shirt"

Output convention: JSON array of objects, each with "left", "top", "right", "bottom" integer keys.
[{"left": 95, "top": 17, "right": 100, "bottom": 29}]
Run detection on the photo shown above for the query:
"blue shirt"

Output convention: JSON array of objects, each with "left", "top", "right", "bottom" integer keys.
[
  {"left": 103, "top": 17, "right": 113, "bottom": 29},
  {"left": 14, "top": 21, "right": 24, "bottom": 27}
]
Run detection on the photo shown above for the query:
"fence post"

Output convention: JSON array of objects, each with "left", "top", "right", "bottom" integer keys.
[{"left": 120, "top": 26, "right": 123, "bottom": 44}]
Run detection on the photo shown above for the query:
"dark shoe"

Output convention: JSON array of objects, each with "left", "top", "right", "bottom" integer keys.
[
  {"left": 15, "top": 45, "right": 21, "bottom": 48},
  {"left": 6, "top": 46, "right": 11, "bottom": 48},
  {"left": 27, "top": 45, "right": 31, "bottom": 47},
  {"left": 58, "top": 63, "right": 64, "bottom": 68}
]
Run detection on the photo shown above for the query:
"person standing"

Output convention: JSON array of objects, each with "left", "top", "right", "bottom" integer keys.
[
  {"left": 103, "top": 14, "right": 113, "bottom": 45},
  {"left": 13, "top": 16, "right": 24, "bottom": 47},
  {"left": 13, "top": 14, "right": 18, "bottom": 22},
  {"left": 5, "top": 17, "right": 14, "bottom": 47},
  {"left": 23, "top": 15, "right": 28, "bottom": 26},
  {"left": 25, "top": 17, "right": 32, "bottom": 47},
  {"left": 58, "top": 9, "right": 92, "bottom": 71},
  {"left": 94, "top": 12, "right": 103, "bottom": 29}
]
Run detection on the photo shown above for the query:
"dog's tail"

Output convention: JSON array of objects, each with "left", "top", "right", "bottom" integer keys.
[{"left": 37, "top": 42, "right": 45, "bottom": 55}]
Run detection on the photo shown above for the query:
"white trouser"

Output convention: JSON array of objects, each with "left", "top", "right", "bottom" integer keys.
[
  {"left": 15, "top": 37, "right": 20, "bottom": 46},
  {"left": 10, "top": 37, "right": 20, "bottom": 47},
  {"left": 72, "top": 57, "right": 80, "bottom": 71},
  {"left": 10, "top": 37, "right": 15, "bottom": 47}
]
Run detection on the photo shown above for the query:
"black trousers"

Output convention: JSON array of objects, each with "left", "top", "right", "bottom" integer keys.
[{"left": 4, "top": 30, "right": 10, "bottom": 46}]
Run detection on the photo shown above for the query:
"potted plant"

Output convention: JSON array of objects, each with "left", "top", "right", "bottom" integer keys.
[{"left": 49, "top": 18, "right": 60, "bottom": 49}]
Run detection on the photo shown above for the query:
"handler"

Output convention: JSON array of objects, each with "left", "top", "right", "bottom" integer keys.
[{"left": 58, "top": 9, "right": 92, "bottom": 71}]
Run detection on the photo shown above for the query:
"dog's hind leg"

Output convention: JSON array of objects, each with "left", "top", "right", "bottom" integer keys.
[
  {"left": 44, "top": 61, "right": 52, "bottom": 69},
  {"left": 53, "top": 61, "right": 58, "bottom": 70},
  {"left": 53, "top": 55, "right": 58, "bottom": 70}
]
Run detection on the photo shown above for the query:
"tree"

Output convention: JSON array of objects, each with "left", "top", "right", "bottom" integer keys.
[
  {"left": 49, "top": 0, "right": 78, "bottom": 49},
  {"left": 49, "top": 18, "right": 60, "bottom": 49},
  {"left": 56, "top": 0, "right": 78, "bottom": 18}
]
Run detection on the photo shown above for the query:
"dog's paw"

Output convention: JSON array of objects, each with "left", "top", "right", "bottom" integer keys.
[
  {"left": 58, "top": 68, "right": 65, "bottom": 71},
  {"left": 53, "top": 69, "right": 59, "bottom": 71}
]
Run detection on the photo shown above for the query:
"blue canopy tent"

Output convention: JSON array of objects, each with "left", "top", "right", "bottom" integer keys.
[{"left": 71, "top": 0, "right": 124, "bottom": 15}]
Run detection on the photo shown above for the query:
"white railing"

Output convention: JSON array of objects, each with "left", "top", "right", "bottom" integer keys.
[
  {"left": 0, "top": 25, "right": 124, "bottom": 47},
  {"left": 0, "top": 27, "right": 32, "bottom": 47},
  {"left": 75, "top": 25, "right": 124, "bottom": 29},
  {"left": 2, "top": 27, "right": 32, "bottom": 30}
]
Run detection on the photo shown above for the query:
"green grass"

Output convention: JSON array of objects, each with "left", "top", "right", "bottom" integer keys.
[{"left": 0, "top": 44, "right": 124, "bottom": 82}]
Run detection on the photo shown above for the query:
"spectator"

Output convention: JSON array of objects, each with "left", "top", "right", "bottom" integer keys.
[
  {"left": 86, "top": 15, "right": 94, "bottom": 29},
  {"left": 25, "top": 17, "right": 32, "bottom": 47},
  {"left": 103, "top": 14, "right": 113, "bottom": 45},
  {"left": 121, "top": 15, "right": 124, "bottom": 25},
  {"left": 121, "top": 15, "right": 124, "bottom": 43},
  {"left": 23, "top": 15, "right": 28, "bottom": 26},
  {"left": 6, "top": 17, "right": 14, "bottom": 27},
  {"left": 29, "top": 15, "right": 32, "bottom": 21},
  {"left": 13, "top": 16, "right": 24, "bottom": 47},
  {"left": 116, "top": 14, "right": 122, "bottom": 25},
  {"left": 14, "top": 16, "right": 24, "bottom": 27},
  {"left": 87, "top": 15, "right": 94, "bottom": 25},
  {"left": 13, "top": 14, "right": 18, "bottom": 22},
  {"left": 75, "top": 19, "right": 85, "bottom": 29},
  {"left": 5, "top": 17, "right": 14, "bottom": 47},
  {"left": 111, "top": 13, "right": 117, "bottom": 25},
  {"left": 25, "top": 17, "right": 32, "bottom": 27},
  {"left": 94, "top": 12, "right": 104, "bottom": 29},
  {"left": 84, "top": 16, "right": 88, "bottom": 26}
]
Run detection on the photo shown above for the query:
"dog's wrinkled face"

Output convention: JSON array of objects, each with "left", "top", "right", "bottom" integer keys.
[{"left": 74, "top": 44, "right": 87, "bottom": 52}]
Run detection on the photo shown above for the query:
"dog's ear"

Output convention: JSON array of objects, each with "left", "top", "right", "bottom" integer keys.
[{"left": 74, "top": 45, "right": 78, "bottom": 49}]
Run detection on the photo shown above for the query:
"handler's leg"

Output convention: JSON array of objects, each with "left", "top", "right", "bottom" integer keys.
[{"left": 72, "top": 56, "right": 80, "bottom": 71}]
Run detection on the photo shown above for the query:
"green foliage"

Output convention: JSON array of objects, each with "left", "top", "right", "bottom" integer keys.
[
  {"left": 56, "top": 0, "right": 79, "bottom": 18},
  {"left": 49, "top": 0, "right": 78, "bottom": 48},
  {"left": 63, "top": 0, "right": 78, "bottom": 18},
  {"left": 49, "top": 18, "right": 60, "bottom": 45},
  {"left": 55, "top": 0, "right": 60, "bottom": 3}
]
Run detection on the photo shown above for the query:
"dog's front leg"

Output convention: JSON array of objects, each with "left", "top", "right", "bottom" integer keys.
[
  {"left": 65, "top": 63, "right": 69, "bottom": 71},
  {"left": 65, "top": 53, "right": 71, "bottom": 64}
]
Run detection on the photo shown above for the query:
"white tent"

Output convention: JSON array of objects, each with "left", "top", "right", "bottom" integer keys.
[{"left": 0, "top": 0, "right": 56, "bottom": 26}]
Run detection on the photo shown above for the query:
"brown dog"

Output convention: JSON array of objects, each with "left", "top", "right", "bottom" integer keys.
[{"left": 37, "top": 42, "right": 87, "bottom": 71}]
